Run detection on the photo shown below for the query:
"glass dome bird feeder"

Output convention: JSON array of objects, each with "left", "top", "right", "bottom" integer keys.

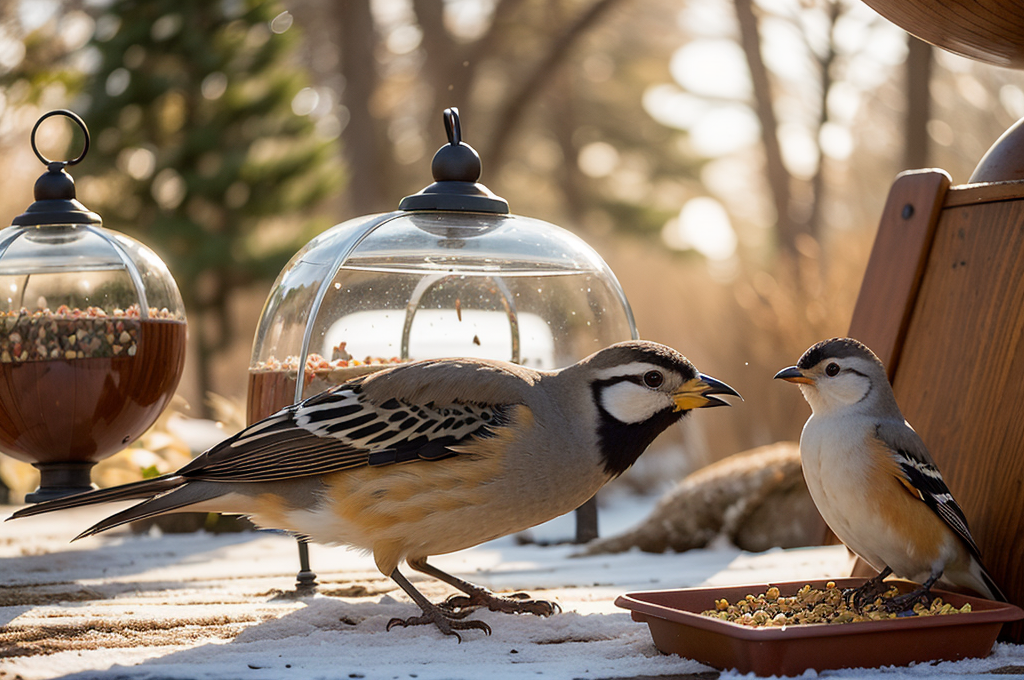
[
  {"left": 249, "top": 108, "right": 637, "bottom": 418},
  {"left": 0, "top": 110, "right": 188, "bottom": 502},
  {"left": 248, "top": 108, "right": 638, "bottom": 586}
]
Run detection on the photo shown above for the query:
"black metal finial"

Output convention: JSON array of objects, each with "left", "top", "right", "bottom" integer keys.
[
  {"left": 13, "top": 110, "right": 101, "bottom": 227},
  {"left": 399, "top": 107, "right": 509, "bottom": 214},
  {"left": 430, "top": 107, "right": 482, "bottom": 183}
]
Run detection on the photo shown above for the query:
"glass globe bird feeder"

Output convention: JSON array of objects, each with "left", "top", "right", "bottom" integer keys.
[
  {"left": 248, "top": 108, "right": 638, "bottom": 586},
  {"left": 0, "top": 111, "right": 188, "bottom": 502}
]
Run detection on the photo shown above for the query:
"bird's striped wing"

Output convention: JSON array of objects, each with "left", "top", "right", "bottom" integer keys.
[
  {"left": 874, "top": 422, "right": 981, "bottom": 556},
  {"left": 178, "top": 377, "right": 510, "bottom": 482}
]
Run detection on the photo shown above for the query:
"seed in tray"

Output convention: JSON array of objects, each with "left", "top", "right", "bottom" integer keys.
[{"left": 700, "top": 582, "right": 972, "bottom": 626}]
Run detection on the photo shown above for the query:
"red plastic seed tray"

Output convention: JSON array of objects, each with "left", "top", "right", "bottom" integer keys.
[{"left": 616, "top": 577, "right": 1024, "bottom": 676}]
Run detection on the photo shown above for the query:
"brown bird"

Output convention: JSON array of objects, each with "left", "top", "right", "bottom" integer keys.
[{"left": 10, "top": 340, "right": 739, "bottom": 638}]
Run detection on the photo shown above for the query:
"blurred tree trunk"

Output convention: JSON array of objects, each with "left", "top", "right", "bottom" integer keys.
[
  {"left": 904, "top": 37, "right": 933, "bottom": 171},
  {"left": 192, "top": 309, "right": 215, "bottom": 419},
  {"left": 734, "top": 0, "right": 798, "bottom": 255},
  {"left": 807, "top": 2, "right": 840, "bottom": 243},
  {"left": 339, "top": 0, "right": 391, "bottom": 214},
  {"left": 551, "top": 71, "right": 588, "bottom": 219},
  {"left": 189, "top": 272, "right": 233, "bottom": 419},
  {"left": 411, "top": 0, "right": 464, "bottom": 114}
]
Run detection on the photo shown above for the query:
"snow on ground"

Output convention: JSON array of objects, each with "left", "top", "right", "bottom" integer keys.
[{"left": 1, "top": 495, "right": 1021, "bottom": 680}]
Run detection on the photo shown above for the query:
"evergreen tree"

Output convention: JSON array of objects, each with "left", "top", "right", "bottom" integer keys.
[{"left": 78, "top": 0, "right": 342, "bottom": 413}]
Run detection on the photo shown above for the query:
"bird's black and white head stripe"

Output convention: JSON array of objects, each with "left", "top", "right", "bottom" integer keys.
[
  {"left": 797, "top": 337, "right": 882, "bottom": 371},
  {"left": 591, "top": 363, "right": 676, "bottom": 424},
  {"left": 786, "top": 337, "right": 886, "bottom": 410},
  {"left": 581, "top": 343, "right": 699, "bottom": 477}
]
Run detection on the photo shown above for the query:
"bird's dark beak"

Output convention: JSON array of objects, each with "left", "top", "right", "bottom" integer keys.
[
  {"left": 672, "top": 373, "right": 742, "bottom": 410},
  {"left": 774, "top": 366, "right": 814, "bottom": 385}
]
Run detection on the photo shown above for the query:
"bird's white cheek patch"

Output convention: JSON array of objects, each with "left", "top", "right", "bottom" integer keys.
[{"left": 600, "top": 382, "right": 667, "bottom": 424}]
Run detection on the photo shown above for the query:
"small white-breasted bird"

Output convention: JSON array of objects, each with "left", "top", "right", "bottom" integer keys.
[
  {"left": 775, "top": 337, "right": 1006, "bottom": 608},
  {"left": 10, "top": 340, "right": 738, "bottom": 638}
]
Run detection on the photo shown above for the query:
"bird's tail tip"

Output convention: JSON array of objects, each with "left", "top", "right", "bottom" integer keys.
[
  {"left": 5, "top": 475, "right": 183, "bottom": 522},
  {"left": 980, "top": 566, "right": 1009, "bottom": 603}
]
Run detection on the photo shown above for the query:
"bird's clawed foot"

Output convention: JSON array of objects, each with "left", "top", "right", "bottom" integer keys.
[
  {"left": 880, "top": 587, "right": 934, "bottom": 615},
  {"left": 441, "top": 587, "right": 560, "bottom": 617},
  {"left": 844, "top": 581, "right": 888, "bottom": 610},
  {"left": 843, "top": 568, "right": 938, "bottom": 615},
  {"left": 386, "top": 602, "right": 492, "bottom": 642},
  {"left": 387, "top": 568, "right": 492, "bottom": 641},
  {"left": 843, "top": 566, "right": 893, "bottom": 609}
]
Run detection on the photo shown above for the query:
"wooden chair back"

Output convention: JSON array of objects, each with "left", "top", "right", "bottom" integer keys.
[{"left": 849, "top": 169, "right": 1024, "bottom": 641}]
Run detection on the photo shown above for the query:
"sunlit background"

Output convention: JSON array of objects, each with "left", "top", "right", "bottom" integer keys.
[{"left": 1, "top": 0, "right": 1022, "bottom": 496}]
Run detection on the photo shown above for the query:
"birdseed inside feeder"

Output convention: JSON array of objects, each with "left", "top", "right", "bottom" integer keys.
[{"left": 0, "top": 110, "right": 188, "bottom": 502}]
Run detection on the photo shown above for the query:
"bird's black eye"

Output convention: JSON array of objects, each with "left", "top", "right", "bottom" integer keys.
[
  {"left": 825, "top": 362, "right": 840, "bottom": 377},
  {"left": 643, "top": 370, "right": 664, "bottom": 388}
]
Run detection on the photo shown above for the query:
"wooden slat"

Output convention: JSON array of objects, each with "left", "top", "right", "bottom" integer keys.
[
  {"left": 944, "top": 179, "right": 1024, "bottom": 208},
  {"left": 848, "top": 169, "right": 951, "bottom": 378}
]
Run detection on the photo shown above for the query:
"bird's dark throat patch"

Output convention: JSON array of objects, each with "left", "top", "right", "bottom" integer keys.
[{"left": 597, "top": 408, "right": 682, "bottom": 477}]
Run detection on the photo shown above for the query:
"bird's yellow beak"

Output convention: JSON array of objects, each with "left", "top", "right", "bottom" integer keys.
[
  {"left": 774, "top": 366, "right": 814, "bottom": 385},
  {"left": 672, "top": 374, "right": 741, "bottom": 411}
]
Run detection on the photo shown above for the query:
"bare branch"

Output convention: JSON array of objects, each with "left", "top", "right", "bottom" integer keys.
[
  {"left": 418, "top": 0, "right": 528, "bottom": 122},
  {"left": 483, "top": 0, "right": 627, "bottom": 170},
  {"left": 339, "top": 0, "right": 392, "bottom": 214}
]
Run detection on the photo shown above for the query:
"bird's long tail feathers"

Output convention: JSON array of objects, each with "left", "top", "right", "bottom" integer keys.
[
  {"left": 6, "top": 475, "right": 184, "bottom": 520},
  {"left": 72, "top": 483, "right": 220, "bottom": 540},
  {"left": 978, "top": 560, "right": 1009, "bottom": 603}
]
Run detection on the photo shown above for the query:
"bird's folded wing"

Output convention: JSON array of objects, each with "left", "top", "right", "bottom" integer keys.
[
  {"left": 874, "top": 421, "right": 981, "bottom": 556},
  {"left": 178, "top": 377, "right": 512, "bottom": 483},
  {"left": 359, "top": 356, "right": 540, "bottom": 405}
]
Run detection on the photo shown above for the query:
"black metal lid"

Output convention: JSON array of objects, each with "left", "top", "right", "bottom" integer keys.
[
  {"left": 399, "top": 108, "right": 509, "bottom": 214},
  {"left": 12, "top": 110, "right": 102, "bottom": 227}
]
